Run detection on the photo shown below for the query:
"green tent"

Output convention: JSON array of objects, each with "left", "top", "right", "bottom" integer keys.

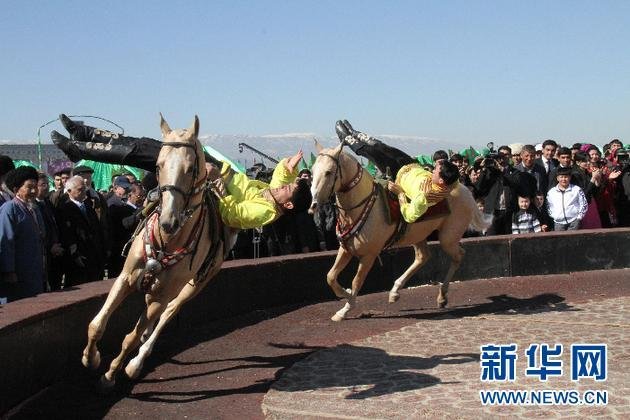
[
  {"left": 204, "top": 145, "right": 245, "bottom": 173},
  {"left": 74, "top": 160, "right": 144, "bottom": 191},
  {"left": 12, "top": 160, "right": 37, "bottom": 169}
]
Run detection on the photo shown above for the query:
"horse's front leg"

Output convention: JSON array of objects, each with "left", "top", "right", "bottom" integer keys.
[
  {"left": 326, "top": 247, "right": 353, "bottom": 299},
  {"left": 389, "top": 241, "right": 430, "bottom": 303},
  {"left": 332, "top": 254, "right": 377, "bottom": 322},
  {"left": 126, "top": 281, "right": 197, "bottom": 379},
  {"left": 82, "top": 271, "right": 135, "bottom": 370},
  {"left": 101, "top": 299, "right": 164, "bottom": 388}
]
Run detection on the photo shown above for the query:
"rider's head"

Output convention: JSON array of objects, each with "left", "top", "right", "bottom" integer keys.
[
  {"left": 286, "top": 178, "right": 312, "bottom": 213},
  {"left": 273, "top": 178, "right": 312, "bottom": 213},
  {"left": 432, "top": 160, "right": 459, "bottom": 187}
]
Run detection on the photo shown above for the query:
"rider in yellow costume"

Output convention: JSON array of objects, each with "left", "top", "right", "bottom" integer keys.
[
  {"left": 51, "top": 115, "right": 311, "bottom": 229},
  {"left": 216, "top": 153, "right": 304, "bottom": 229},
  {"left": 335, "top": 120, "right": 459, "bottom": 223}
]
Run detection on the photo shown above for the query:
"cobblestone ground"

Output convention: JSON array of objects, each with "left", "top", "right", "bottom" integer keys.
[{"left": 263, "top": 297, "right": 629, "bottom": 419}]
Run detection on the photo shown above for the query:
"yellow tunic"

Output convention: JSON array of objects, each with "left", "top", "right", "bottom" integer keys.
[
  {"left": 218, "top": 158, "right": 297, "bottom": 229},
  {"left": 396, "top": 164, "right": 451, "bottom": 223}
]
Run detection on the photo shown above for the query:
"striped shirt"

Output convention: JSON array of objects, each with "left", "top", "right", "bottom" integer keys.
[{"left": 512, "top": 211, "right": 542, "bottom": 234}]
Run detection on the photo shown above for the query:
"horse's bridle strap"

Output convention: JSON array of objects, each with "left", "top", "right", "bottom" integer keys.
[{"left": 338, "top": 162, "right": 363, "bottom": 193}]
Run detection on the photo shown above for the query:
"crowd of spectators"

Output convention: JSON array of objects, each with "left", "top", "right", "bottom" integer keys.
[
  {"left": 0, "top": 137, "right": 628, "bottom": 303},
  {"left": 0, "top": 161, "right": 150, "bottom": 303},
  {"left": 452, "top": 139, "right": 630, "bottom": 235}
]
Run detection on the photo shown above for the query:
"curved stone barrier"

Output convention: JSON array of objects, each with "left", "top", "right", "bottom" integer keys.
[{"left": 1, "top": 228, "right": 629, "bottom": 414}]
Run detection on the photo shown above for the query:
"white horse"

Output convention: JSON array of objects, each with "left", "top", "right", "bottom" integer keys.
[
  {"left": 81, "top": 115, "right": 225, "bottom": 388},
  {"left": 309, "top": 144, "right": 491, "bottom": 321}
]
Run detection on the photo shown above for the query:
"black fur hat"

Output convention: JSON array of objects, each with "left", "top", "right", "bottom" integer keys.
[{"left": 5, "top": 166, "right": 39, "bottom": 192}]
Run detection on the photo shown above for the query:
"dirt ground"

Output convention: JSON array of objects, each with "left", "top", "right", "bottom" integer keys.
[{"left": 7, "top": 269, "right": 629, "bottom": 419}]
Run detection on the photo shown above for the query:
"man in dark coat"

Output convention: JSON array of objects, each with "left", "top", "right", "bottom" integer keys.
[
  {"left": 107, "top": 176, "right": 135, "bottom": 277},
  {"left": 515, "top": 144, "right": 548, "bottom": 194},
  {"left": 55, "top": 175, "right": 106, "bottom": 286}
]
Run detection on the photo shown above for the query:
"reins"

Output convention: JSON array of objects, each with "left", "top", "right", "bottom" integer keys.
[{"left": 317, "top": 149, "right": 379, "bottom": 245}]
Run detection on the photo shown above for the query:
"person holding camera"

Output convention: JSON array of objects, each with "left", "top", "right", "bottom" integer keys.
[
  {"left": 608, "top": 143, "right": 630, "bottom": 226},
  {"left": 474, "top": 147, "right": 536, "bottom": 235}
]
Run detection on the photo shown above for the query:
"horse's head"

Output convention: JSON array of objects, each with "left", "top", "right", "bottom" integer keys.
[
  {"left": 156, "top": 114, "right": 207, "bottom": 235},
  {"left": 309, "top": 142, "right": 357, "bottom": 214}
]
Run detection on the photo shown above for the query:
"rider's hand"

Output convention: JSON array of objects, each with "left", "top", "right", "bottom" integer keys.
[
  {"left": 285, "top": 150, "right": 304, "bottom": 173},
  {"left": 387, "top": 181, "right": 403, "bottom": 195},
  {"left": 213, "top": 178, "right": 227, "bottom": 198}
]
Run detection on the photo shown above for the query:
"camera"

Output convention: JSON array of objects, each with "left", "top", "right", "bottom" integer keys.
[{"left": 615, "top": 150, "right": 629, "bottom": 171}]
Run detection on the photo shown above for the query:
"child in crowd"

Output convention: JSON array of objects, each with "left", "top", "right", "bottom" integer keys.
[
  {"left": 546, "top": 166, "right": 588, "bottom": 231},
  {"left": 533, "top": 191, "right": 553, "bottom": 231},
  {"left": 512, "top": 195, "right": 542, "bottom": 234}
]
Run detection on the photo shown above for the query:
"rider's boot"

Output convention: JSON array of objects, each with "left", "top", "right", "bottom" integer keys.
[
  {"left": 57, "top": 114, "right": 222, "bottom": 172},
  {"left": 335, "top": 120, "right": 362, "bottom": 154},
  {"left": 52, "top": 120, "right": 161, "bottom": 172},
  {"left": 342, "top": 120, "right": 380, "bottom": 146},
  {"left": 335, "top": 120, "right": 380, "bottom": 154}
]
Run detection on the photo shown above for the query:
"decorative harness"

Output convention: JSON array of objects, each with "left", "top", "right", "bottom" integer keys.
[
  {"left": 138, "top": 140, "right": 210, "bottom": 292},
  {"left": 317, "top": 150, "right": 378, "bottom": 246}
]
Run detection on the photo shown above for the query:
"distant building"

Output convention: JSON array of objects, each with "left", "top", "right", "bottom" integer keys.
[{"left": 0, "top": 144, "right": 71, "bottom": 174}]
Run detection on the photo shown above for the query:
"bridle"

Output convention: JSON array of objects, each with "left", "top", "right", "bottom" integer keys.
[
  {"left": 138, "top": 139, "right": 210, "bottom": 292},
  {"left": 316, "top": 148, "right": 379, "bottom": 245},
  {"left": 317, "top": 148, "right": 369, "bottom": 211},
  {"left": 155, "top": 141, "right": 208, "bottom": 226}
]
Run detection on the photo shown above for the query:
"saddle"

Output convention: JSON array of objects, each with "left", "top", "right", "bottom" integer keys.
[{"left": 375, "top": 180, "right": 451, "bottom": 223}]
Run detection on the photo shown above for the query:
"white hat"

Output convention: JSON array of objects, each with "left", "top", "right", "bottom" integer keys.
[
  {"left": 535, "top": 143, "right": 543, "bottom": 152},
  {"left": 509, "top": 143, "right": 524, "bottom": 155}
]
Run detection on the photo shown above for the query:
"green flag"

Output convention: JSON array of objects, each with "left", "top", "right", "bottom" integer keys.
[
  {"left": 365, "top": 160, "right": 377, "bottom": 176},
  {"left": 298, "top": 158, "right": 308, "bottom": 171},
  {"left": 309, "top": 152, "right": 317, "bottom": 168},
  {"left": 75, "top": 160, "right": 145, "bottom": 192}
]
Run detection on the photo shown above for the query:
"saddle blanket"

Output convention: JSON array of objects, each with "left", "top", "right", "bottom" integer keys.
[{"left": 376, "top": 181, "right": 450, "bottom": 225}]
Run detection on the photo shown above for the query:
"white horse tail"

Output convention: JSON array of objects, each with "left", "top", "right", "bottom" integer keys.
[{"left": 469, "top": 206, "right": 493, "bottom": 234}]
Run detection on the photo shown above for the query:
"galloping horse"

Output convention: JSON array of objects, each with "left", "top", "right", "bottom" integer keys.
[
  {"left": 309, "top": 144, "right": 492, "bottom": 321},
  {"left": 81, "top": 115, "right": 225, "bottom": 388}
]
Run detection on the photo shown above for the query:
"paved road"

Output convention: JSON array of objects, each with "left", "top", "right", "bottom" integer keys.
[{"left": 7, "top": 269, "right": 630, "bottom": 419}]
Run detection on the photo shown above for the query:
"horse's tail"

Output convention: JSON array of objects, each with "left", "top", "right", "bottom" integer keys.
[{"left": 469, "top": 206, "right": 493, "bottom": 234}]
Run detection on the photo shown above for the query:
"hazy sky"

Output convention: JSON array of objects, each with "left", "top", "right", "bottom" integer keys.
[{"left": 2, "top": 0, "right": 629, "bottom": 148}]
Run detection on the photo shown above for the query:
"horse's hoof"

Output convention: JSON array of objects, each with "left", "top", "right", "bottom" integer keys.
[
  {"left": 99, "top": 374, "right": 116, "bottom": 392},
  {"left": 331, "top": 313, "right": 344, "bottom": 322},
  {"left": 388, "top": 292, "right": 400, "bottom": 304},
  {"left": 82, "top": 350, "right": 101, "bottom": 370},
  {"left": 438, "top": 299, "right": 448, "bottom": 308},
  {"left": 125, "top": 357, "right": 143, "bottom": 379}
]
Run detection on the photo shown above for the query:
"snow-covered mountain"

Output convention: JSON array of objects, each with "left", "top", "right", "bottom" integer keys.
[
  {"left": 198, "top": 133, "right": 470, "bottom": 168},
  {"left": 1, "top": 132, "right": 472, "bottom": 169}
]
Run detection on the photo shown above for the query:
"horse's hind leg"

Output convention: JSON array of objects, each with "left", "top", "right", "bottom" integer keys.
[
  {"left": 437, "top": 241, "right": 465, "bottom": 308},
  {"left": 389, "top": 241, "right": 430, "bottom": 303},
  {"left": 332, "top": 254, "right": 377, "bottom": 322},
  {"left": 101, "top": 299, "right": 165, "bottom": 387},
  {"left": 326, "top": 247, "right": 353, "bottom": 299},
  {"left": 126, "top": 282, "right": 197, "bottom": 379},
  {"left": 82, "top": 273, "right": 135, "bottom": 370}
]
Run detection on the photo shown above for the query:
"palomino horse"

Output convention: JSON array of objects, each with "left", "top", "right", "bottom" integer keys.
[
  {"left": 309, "top": 144, "right": 492, "bottom": 322},
  {"left": 81, "top": 115, "right": 225, "bottom": 388}
]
